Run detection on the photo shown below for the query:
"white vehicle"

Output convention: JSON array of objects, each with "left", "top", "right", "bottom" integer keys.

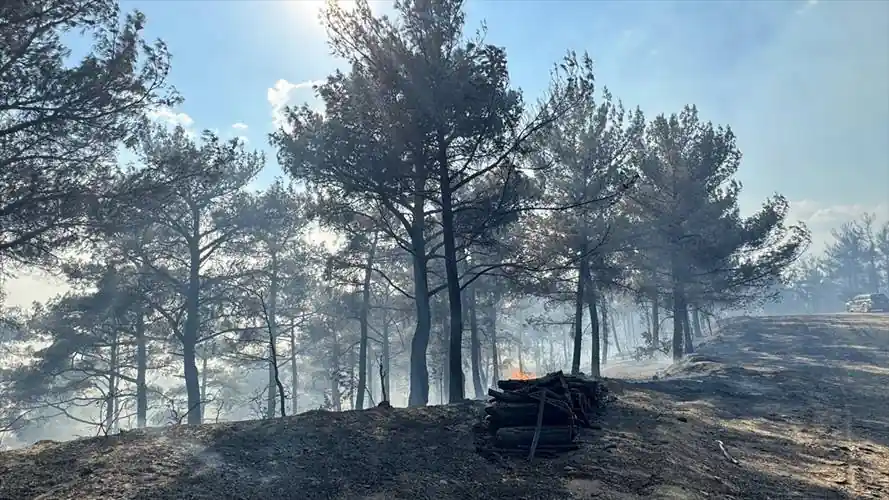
[{"left": 845, "top": 293, "right": 889, "bottom": 313}]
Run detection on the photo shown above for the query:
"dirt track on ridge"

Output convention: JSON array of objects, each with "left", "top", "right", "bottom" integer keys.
[
  {"left": 576, "top": 313, "right": 889, "bottom": 499},
  {"left": 0, "top": 314, "right": 887, "bottom": 499}
]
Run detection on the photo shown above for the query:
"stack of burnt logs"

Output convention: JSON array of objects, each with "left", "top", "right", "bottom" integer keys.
[{"left": 481, "top": 370, "right": 609, "bottom": 459}]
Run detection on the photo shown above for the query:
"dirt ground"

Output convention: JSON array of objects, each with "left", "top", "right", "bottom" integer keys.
[{"left": 0, "top": 313, "right": 887, "bottom": 500}]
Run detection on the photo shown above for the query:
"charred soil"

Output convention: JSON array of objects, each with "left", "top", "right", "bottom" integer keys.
[{"left": 1, "top": 314, "right": 887, "bottom": 499}]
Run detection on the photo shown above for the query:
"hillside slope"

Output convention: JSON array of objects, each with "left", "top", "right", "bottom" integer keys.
[{"left": 1, "top": 314, "right": 887, "bottom": 500}]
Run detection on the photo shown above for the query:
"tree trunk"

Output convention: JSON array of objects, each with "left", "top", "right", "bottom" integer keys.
[
  {"left": 366, "top": 342, "right": 375, "bottom": 405},
  {"left": 382, "top": 308, "right": 391, "bottom": 403},
  {"left": 682, "top": 305, "right": 694, "bottom": 355},
  {"left": 692, "top": 307, "right": 703, "bottom": 338},
  {"left": 266, "top": 256, "right": 284, "bottom": 418},
  {"left": 105, "top": 330, "right": 118, "bottom": 433},
  {"left": 331, "top": 330, "right": 342, "bottom": 411},
  {"left": 267, "top": 266, "right": 286, "bottom": 418},
  {"left": 267, "top": 350, "right": 276, "bottom": 419},
  {"left": 183, "top": 245, "right": 203, "bottom": 425},
  {"left": 517, "top": 328, "right": 524, "bottom": 374},
  {"left": 199, "top": 351, "right": 207, "bottom": 422},
  {"left": 135, "top": 306, "right": 148, "bottom": 428},
  {"left": 585, "top": 272, "right": 601, "bottom": 377},
  {"left": 290, "top": 325, "right": 299, "bottom": 415},
  {"left": 441, "top": 305, "right": 450, "bottom": 403},
  {"left": 571, "top": 255, "right": 586, "bottom": 375},
  {"left": 468, "top": 279, "right": 484, "bottom": 399},
  {"left": 348, "top": 340, "right": 356, "bottom": 409},
  {"left": 604, "top": 299, "right": 620, "bottom": 355},
  {"left": 561, "top": 330, "right": 568, "bottom": 369},
  {"left": 439, "top": 157, "right": 465, "bottom": 402},
  {"left": 356, "top": 233, "right": 377, "bottom": 410},
  {"left": 651, "top": 294, "right": 660, "bottom": 345},
  {"left": 408, "top": 213, "right": 432, "bottom": 406},
  {"left": 670, "top": 270, "right": 687, "bottom": 362},
  {"left": 490, "top": 301, "right": 500, "bottom": 387}
]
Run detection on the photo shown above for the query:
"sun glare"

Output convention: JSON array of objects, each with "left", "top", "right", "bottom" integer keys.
[{"left": 283, "top": 0, "right": 361, "bottom": 34}]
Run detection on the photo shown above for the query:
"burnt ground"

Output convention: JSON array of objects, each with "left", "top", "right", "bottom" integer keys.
[{"left": 0, "top": 314, "right": 887, "bottom": 500}]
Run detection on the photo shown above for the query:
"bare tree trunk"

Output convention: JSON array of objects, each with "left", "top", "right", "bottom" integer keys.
[
  {"left": 265, "top": 256, "right": 286, "bottom": 418},
  {"left": 439, "top": 305, "right": 451, "bottom": 403},
  {"left": 692, "top": 307, "right": 703, "bottom": 338},
  {"left": 651, "top": 295, "right": 660, "bottom": 345},
  {"left": 408, "top": 222, "right": 432, "bottom": 406},
  {"left": 105, "top": 331, "right": 118, "bottom": 433},
  {"left": 602, "top": 298, "right": 619, "bottom": 355},
  {"left": 670, "top": 266, "right": 687, "bottom": 362},
  {"left": 571, "top": 255, "right": 587, "bottom": 375},
  {"left": 331, "top": 330, "right": 342, "bottom": 412},
  {"left": 382, "top": 308, "right": 391, "bottom": 404},
  {"left": 468, "top": 279, "right": 484, "bottom": 399},
  {"left": 585, "top": 273, "right": 601, "bottom": 377},
  {"left": 183, "top": 246, "right": 202, "bottom": 425},
  {"left": 517, "top": 328, "right": 524, "bottom": 374},
  {"left": 489, "top": 301, "right": 500, "bottom": 387},
  {"left": 366, "top": 342, "right": 375, "bottom": 405},
  {"left": 348, "top": 341, "right": 357, "bottom": 409},
  {"left": 266, "top": 352, "right": 276, "bottom": 419},
  {"left": 562, "top": 329, "right": 568, "bottom": 369},
  {"left": 200, "top": 351, "right": 208, "bottom": 422},
  {"left": 682, "top": 305, "right": 694, "bottom": 355},
  {"left": 290, "top": 325, "right": 298, "bottom": 415},
  {"left": 135, "top": 305, "right": 148, "bottom": 428},
  {"left": 356, "top": 234, "right": 377, "bottom": 410}
]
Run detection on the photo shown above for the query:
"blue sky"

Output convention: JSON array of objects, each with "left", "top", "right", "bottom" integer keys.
[
  {"left": 119, "top": 0, "right": 887, "bottom": 223},
  {"left": 5, "top": 0, "right": 887, "bottom": 306}
]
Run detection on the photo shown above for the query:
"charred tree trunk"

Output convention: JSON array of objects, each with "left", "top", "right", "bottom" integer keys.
[
  {"left": 441, "top": 305, "right": 451, "bottom": 403},
  {"left": 408, "top": 204, "right": 432, "bottom": 406},
  {"left": 331, "top": 330, "right": 342, "bottom": 412},
  {"left": 183, "top": 242, "right": 203, "bottom": 425},
  {"left": 135, "top": 305, "right": 148, "bottom": 428},
  {"left": 571, "top": 252, "right": 587, "bottom": 375},
  {"left": 468, "top": 279, "right": 484, "bottom": 399},
  {"left": 651, "top": 294, "right": 660, "bottom": 345},
  {"left": 682, "top": 305, "right": 694, "bottom": 355},
  {"left": 692, "top": 307, "right": 703, "bottom": 338},
  {"left": 105, "top": 330, "right": 118, "bottom": 433},
  {"left": 490, "top": 301, "right": 501, "bottom": 387},
  {"left": 356, "top": 234, "right": 377, "bottom": 410},
  {"left": 585, "top": 272, "right": 601, "bottom": 377},
  {"left": 382, "top": 308, "right": 391, "bottom": 403},
  {"left": 290, "top": 325, "right": 299, "bottom": 415},
  {"left": 199, "top": 351, "right": 208, "bottom": 422},
  {"left": 603, "top": 300, "right": 619, "bottom": 355}
]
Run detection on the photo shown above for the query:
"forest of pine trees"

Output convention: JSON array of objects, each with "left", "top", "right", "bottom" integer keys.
[{"left": 8, "top": 0, "right": 879, "bottom": 448}]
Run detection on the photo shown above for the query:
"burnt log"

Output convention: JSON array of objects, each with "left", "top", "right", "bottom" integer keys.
[
  {"left": 485, "top": 403, "right": 574, "bottom": 429},
  {"left": 494, "top": 425, "right": 575, "bottom": 448},
  {"left": 497, "top": 371, "right": 568, "bottom": 392},
  {"left": 488, "top": 388, "right": 536, "bottom": 403}
]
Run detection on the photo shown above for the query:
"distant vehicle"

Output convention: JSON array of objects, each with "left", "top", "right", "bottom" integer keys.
[{"left": 845, "top": 293, "right": 889, "bottom": 313}]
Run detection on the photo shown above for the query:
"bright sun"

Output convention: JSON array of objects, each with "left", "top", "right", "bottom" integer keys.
[{"left": 284, "top": 0, "right": 361, "bottom": 33}]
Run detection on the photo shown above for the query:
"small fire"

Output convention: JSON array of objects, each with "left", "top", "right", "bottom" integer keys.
[{"left": 509, "top": 369, "right": 535, "bottom": 381}]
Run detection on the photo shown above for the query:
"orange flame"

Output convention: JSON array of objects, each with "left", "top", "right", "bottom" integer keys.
[{"left": 509, "top": 369, "right": 535, "bottom": 380}]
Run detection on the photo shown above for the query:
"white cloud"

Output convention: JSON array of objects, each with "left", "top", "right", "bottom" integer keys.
[
  {"left": 231, "top": 122, "right": 249, "bottom": 130},
  {"left": 788, "top": 200, "right": 889, "bottom": 252},
  {"left": 267, "top": 79, "right": 324, "bottom": 131},
  {"left": 146, "top": 106, "right": 194, "bottom": 128}
]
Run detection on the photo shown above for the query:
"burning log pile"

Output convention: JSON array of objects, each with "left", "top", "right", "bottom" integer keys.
[{"left": 480, "top": 370, "right": 609, "bottom": 459}]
